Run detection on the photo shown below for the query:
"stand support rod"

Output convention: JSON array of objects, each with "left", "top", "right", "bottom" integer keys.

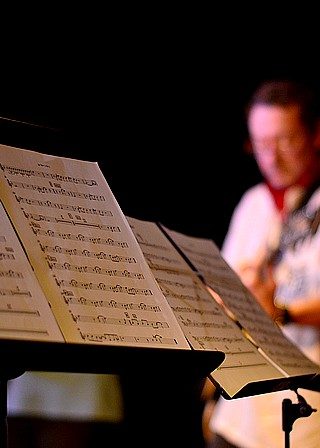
[{"left": 282, "top": 390, "right": 317, "bottom": 448}]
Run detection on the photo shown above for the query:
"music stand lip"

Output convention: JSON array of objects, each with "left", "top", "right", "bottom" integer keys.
[{"left": 0, "top": 338, "right": 225, "bottom": 376}]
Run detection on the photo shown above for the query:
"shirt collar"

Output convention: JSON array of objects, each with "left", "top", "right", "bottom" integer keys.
[{"left": 266, "top": 168, "right": 319, "bottom": 215}]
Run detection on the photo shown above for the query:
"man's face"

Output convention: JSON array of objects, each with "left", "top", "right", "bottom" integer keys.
[{"left": 248, "top": 104, "right": 315, "bottom": 188}]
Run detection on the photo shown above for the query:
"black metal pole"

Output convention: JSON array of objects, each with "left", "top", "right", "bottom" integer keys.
[{"left": 282, "top": 391, "right": 317, "bottom": 448}]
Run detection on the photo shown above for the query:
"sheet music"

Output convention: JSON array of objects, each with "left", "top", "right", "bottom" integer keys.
[
  {"left": 165, "top": 226, "right": 320, "bottom": 376},
  {"left": 0, "top": 201, "right": 64, "bottom": 341},
  {"left": 0, "top": 145, "right": 189, "bottom": 349},
  {"left": 128, "top": 217, "right": 285, "bottom": 395}
]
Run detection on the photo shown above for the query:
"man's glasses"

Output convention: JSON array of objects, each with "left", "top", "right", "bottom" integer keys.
[{"left": 250, "top": 132, "right": 306, "bottom": 156}]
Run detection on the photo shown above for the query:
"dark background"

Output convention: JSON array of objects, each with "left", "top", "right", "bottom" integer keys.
[
  {"left": 1, "top": 18, "right": 320, "bottom": 447},
  {"left": 1, "top": 25, "right": 319, "bottom": 248}
]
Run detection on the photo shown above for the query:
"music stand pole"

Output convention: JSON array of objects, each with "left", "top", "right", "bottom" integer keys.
[{"left": 282, "top": 390, "right": 317, "bottom": 448}]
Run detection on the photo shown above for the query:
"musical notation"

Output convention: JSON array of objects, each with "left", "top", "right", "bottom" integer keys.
[
  {"left": 0, "top": 145, "right": 189, "bottom": 349},
  {"left": 46, "top": 261, "right": 145, "bottom": 279},
  {"left": 7, "top": 179, "right": 105, "bottom": 202},
  {"left": 0, "top": 287, "right": 31, "bottom": 297},
  {"left": 54, "top": 277, "right": 153, "bottom": 296},
  {"left": 16, "top": 195, "right": 111, "bottom": 215},
  {"left": 71, "top": 313, "right": 169, "bottom": 329},
  {"left": 0, "top": 202, "right": 64, "bottom": 341},
  {"left": 0, "top": 163, "right": 97, "bottom": 186},
  {"left": 79, "top": 331, "right": 178, "bottom": 346},
  {"left": 62, "top": 296, "right": 161, "bottom": 312},
  {"left": 39, "top": 243, "right": 135, "bottom": 263},
  {"left": 0, "top": 269, "right": 23, "bottom": 279}
]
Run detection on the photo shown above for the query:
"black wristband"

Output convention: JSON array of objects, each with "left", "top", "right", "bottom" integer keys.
[{"left": 274, "top": 305, "right": 292, "bottom": 326}]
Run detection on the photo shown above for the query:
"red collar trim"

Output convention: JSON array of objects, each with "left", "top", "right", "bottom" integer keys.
[
  {"left": 266, "top": 170, "right": 316, "bottom": 213},
  {"left": 266, "top": 184, "right": 286, "bottom": 212}
]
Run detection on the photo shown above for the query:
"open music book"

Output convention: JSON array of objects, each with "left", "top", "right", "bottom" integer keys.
[
  {"left": 0, "top": 144, "right": 191, "bottom": 351},
  {"left": 127, "top": 217, "right": 320, "bottom": 398},
  {"left": 0, "top": 144, "right": 319, "bottom": 399}
]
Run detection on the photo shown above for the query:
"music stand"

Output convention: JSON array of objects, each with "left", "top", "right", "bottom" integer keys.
[{"left": 0, "top": 339, "right": 225, "bottom": 448}]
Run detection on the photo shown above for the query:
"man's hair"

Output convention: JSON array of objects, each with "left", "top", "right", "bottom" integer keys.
[{"left": 247, "top": 80, "right": 319, "bottom": 132}]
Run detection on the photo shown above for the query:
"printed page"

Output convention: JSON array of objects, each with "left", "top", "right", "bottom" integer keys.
[
  {"left": 164, "top": 226, "right": 320, "bottom": 377},
  {"left": 128, "top": 217, "right": 285, "bottom": 397},
  {"left": 0, "top": 201, "right": 64, "bottom": 341},
  {"left": 0, "top": 144, "right": 190, "bottom": 349}
]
